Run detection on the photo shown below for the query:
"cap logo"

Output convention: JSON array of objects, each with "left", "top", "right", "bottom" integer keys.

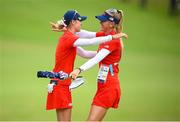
[
  {"left": 78, "top": 17, "right": 82, "bottom": 21},
  {"left": 109, "top": 17, "right": 114, "bottom": 21}
]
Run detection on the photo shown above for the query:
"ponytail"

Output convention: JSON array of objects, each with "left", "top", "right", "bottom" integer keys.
[
  {"left": 57, "top": 19, "right": 67, "bottom": 30},
  {"left": 115, "top": 10, "right": 123, "bottom": 33}
]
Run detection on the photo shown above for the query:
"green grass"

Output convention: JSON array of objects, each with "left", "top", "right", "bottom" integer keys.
[{"left": 0, "top": 0, "right": 180, "bottom": 121}]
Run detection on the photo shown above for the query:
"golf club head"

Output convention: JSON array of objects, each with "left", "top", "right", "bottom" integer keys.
[{"left": 69, "top": 76, "right": 85, "bottom": 91}]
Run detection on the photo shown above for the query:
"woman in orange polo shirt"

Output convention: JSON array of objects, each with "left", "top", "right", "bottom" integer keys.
[{"left": 70, "top": 8, "right": 127, "bottom": 121}]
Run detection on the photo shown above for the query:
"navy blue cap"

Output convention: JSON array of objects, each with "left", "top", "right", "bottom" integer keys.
[
  {"left": 63, "top": 10, "right": 87, "bottom": 26},
  {"left": 95, "top": 13, "right": 119, "bottom": 24}
]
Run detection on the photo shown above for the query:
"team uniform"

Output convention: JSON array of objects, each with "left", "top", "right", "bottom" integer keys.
[
  {"left": 46, "top": 30, "right": 78, "bottom": 110},
  {"left": 92, "top": 30, "right": 122, "bottom": 108},
  {"left": 46, "top": 29, "right": 115, "bottom": 110}
]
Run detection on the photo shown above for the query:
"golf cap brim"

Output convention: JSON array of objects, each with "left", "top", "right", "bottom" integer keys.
[
  {"left": 76, "top": 14, "right": 87, "bottom": 21},
  {"left": 95, "top": 13, "right": 120, "bottom": 24},
  {"left": 95, "top": 15, "right": 109, "bottom": 22}
]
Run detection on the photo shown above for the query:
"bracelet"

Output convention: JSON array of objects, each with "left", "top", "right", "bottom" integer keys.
[{"left": 77, "top": 68, "right": 83, "bottom": 74}]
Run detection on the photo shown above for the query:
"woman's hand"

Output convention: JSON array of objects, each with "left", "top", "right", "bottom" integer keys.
[
  {"left": 50, "top": 21, "right": 67, "bottom": 32},
  {"left": 69, "top": 68, "right": 81, "bottom": 80},
  {"left": 112, "top": 33, "right": 128, "bottom": 39}
]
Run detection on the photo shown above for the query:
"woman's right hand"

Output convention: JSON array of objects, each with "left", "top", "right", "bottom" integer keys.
[
  {"left": 69, "top": 68, "right": 81, "bottom": 80},
  {"left": 112, "top": 33, "right": 128, "bottom": 39}
]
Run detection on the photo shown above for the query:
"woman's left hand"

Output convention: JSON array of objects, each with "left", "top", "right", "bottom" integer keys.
[
  {"left": 69, "top": 69, "right": 81, "bottom": 80},
  {"left": 120, "top": 33, "right": 128, "bottom": 39}
]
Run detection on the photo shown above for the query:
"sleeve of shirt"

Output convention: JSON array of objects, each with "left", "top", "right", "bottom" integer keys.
[
  {"left": 73, "top": 35, "right": 112, "bottom": 47},
  {"left": 76, "top": 30, "right": 96, "bottom": 38},
  {"left": 80, "top": 48, "right": 110, "bottom": 71},
  {"left": 77, "top": 47, "right": 97, "bottom": 59}
]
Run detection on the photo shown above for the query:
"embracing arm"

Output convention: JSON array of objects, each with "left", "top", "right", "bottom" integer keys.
[
  {"left": 73, "top": 35, "right": 112, "bottom": 47},
  {"left": 77, "top": 47, "right": 97, "bottom": 59},
  {"left": 73, "top": 33, "right": 128, "bottom": 47},
  {"left": 70, "top": 48, "right": 110, "bottom": 79},
  {"left": 79, "top": 49, "right": 110, "bottom": 71},
  {"left": 76, "top": 30, "right": 96, "bottom": 38}
]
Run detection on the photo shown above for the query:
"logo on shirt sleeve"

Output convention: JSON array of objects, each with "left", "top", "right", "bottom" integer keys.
[
  {"left": 104, "top": 45, "right": 109, "bottom": 48},
  {"left": 68, "top": 103, "right": 72, "bottom": 107}
]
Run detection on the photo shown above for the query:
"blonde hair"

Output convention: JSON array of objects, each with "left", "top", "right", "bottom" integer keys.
[
  {"left": 115, "top": 10, "right": 123, "bottom": 33},
  {"left": 57, "top": 19, "right": 67, "bottom": 29},
  {"left": 105, "top": 9, "right": 124, "bottom": 33}
]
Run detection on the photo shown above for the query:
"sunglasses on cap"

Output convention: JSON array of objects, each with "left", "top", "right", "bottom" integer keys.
[{"left": 105, "top": 8, "right": 122, "bottom": 17}]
